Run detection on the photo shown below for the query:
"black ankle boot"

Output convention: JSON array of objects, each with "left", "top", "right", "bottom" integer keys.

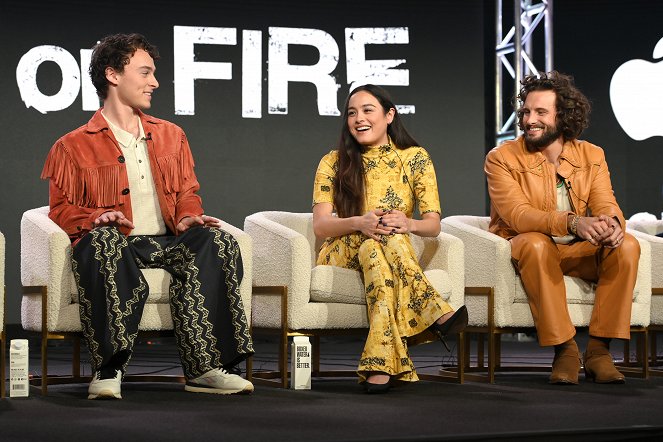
[{"left": 429, "top": 305, "right": 469, "bottom": 351}]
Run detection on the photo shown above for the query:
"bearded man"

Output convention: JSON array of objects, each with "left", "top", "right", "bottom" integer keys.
[{"left": 484, "top": 71, "right": 640, "bottom": 385}]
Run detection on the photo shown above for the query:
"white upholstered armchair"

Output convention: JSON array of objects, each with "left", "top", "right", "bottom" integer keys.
[
  {"left": 244, "top": 211, "right": 465, "bottom": 387},
  {"left": 20, "top": 206, "right": 252, "bottom": 394},
  {"left": 627, "top": 219, "right": 663, "bottom": 374},
  {"left": 441, "top": 215, "right": 652, "bottom": 382}
]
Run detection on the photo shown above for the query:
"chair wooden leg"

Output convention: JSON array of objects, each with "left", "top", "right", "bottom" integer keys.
[
  {"left": 651, "top": 330, "right": 658, "bottom": 365},
  {"left": 477, "top": 334, "right": 484, "bottom": 369},
  {"left": 457, "top": 332, "right": 465, "bottom": 383},
  {"left": 616, "top": 327, "right": 649, "bottom": 379},
  {"left": 73, "top": 336, "right": 81, "bottom": 378},
  {"left": 488, "top": 331, "right": 497, "bottom": 384},
  {"left": 249, "top": 286, "right": 292, "bottom": 388},
  {"left": 464, "top": 333, "right": 472, "bottom": 370},
  {"left": 634, "top": 328, "right": 649, "bottom": 379},
  {"left": 488, "top": 287, "right": 496, "bottom": 383},
  {"left": 279, "top": 325, "right": 288, "bottom": 389},
  {"left": 623, "top": 339, "right": 631, "bottom": 364},
  {"left": 1, "top": 331, "right": 5, "bottom": 398},
  {"left": 246, "top": 323, "right": 253, "bottom": 382},
  {"left": 312, "top": 335, "right": 321, "bottom": 374},
  {"left": 41, "top": 329, "right": 48, "bottom": 396},
  {"left": 642, "top": 329, "right": 649, "bottom": 378},
  {"left": 458, "top": 287, "right": 496, "bottom": 383},
  {"left": 245, "top": 356, "right": 253, "bottom": 382}
]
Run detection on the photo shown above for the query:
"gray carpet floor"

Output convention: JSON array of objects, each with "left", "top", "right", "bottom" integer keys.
[{"left": 1, "top": 330, "right": 662, "bottom": 441}]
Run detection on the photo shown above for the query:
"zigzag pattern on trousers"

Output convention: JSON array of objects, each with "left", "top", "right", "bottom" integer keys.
[
  {"left": 165, "top": 243, "right": 221, "bottom": 378},
  {"left": 211, "top": 228, "right": 254, "bottom": 354}
]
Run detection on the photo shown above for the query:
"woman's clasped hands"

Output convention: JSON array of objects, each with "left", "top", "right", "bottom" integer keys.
[{"left": 358, "top": 209, "right": 411, "bottom": 241}]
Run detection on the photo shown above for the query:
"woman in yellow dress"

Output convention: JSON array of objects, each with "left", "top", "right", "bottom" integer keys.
[{"left": 312, "top": 84, "right": 468, "bottom": 393}]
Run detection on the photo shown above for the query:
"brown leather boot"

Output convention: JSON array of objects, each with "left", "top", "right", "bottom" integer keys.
[
  {"left": 583, "top": 337, "right": 625, "bottom": 384},
  {"left": 549, "top": 339, "right": 580, "bottom": 385}
]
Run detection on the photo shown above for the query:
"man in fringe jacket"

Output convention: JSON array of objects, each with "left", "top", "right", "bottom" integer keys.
[{"left": 41, "top": 33, "right": 254, "bottom": 399}]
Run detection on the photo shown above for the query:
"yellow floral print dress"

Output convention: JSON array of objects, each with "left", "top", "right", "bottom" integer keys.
[{"left": 312, "top": 142, "right": 453, "bottom": 382}]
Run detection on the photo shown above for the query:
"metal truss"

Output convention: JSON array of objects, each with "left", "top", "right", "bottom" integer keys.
[{"left": 495, "top": 0, "right": 553, "bottom": 144}]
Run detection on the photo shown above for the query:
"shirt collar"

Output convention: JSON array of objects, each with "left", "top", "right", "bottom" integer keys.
[
  {"left": 363, "top": 137, "right": 394, "bottom": 158},
  {"left": 102, "top": 112, "right": 146, "bottom": 147}
]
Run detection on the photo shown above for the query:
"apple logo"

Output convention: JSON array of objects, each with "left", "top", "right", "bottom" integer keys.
[{"left": 610, "top": 36, "right": 663, "bottom": 141}]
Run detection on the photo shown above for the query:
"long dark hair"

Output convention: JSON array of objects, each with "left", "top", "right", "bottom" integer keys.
[
  {"left": 333, "top": 84, "right": 419, "bottom": 218},
  {"left": 516, "top": 71, "right": 591, "bottom": 141}
]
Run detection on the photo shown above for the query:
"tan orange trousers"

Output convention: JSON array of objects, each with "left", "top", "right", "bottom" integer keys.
[{"left": 510, "top": 232, "right": 640, "bottom": 346}]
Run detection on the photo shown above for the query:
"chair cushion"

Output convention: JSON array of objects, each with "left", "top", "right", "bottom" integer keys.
[
  {"left": 627, "top": 219, "right": 663, "bottom": 236},
  {"left": 309, "top": 265, "right": 453, "bottom": 304},
  {"left": 514, "top": 276, "right": 637, "bottom": 305},
  {"left": 70, "top": 268, "right": 171, "bottom": 304}
]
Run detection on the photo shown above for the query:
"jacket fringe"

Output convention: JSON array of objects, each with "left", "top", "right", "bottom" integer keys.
[
  {"left": 41, "top": 142, "right": 122, "bottom": 207},
  {"left": 156, "top": 142, "right": 195, "bottom": 194}
]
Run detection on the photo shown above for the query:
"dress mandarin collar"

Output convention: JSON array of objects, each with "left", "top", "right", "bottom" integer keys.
[{"left": 362, "top": 139, "right": 394, "bottom": 159}]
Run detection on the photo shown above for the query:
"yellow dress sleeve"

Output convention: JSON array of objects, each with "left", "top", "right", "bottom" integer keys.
[
  {"left": 312, "top": 150, "right": 338, "bottom": 208},
  {"left": 410, "top": 147, "right": 441, "bottom": 215}
]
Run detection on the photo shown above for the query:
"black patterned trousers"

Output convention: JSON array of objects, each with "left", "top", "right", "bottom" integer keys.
[{"left": 71, "top": 225, "right": 254, "bottom": 379}]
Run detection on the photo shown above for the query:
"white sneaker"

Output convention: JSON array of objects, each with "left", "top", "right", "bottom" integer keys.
[
  {"left": 185, "top": 368, "right": 254, "bottom": 395},
  {"left": 88, "top": 369, "right": 122, "bottom": 400}
]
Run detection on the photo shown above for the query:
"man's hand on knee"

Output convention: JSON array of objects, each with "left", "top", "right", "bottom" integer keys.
[
  {"left": 200, "top": 215, "right": 222, "bottom": 228},
  {"left": 177, "top": 214, "right": 222, "bottom": 232},
  {"left": 94, "top": 211, "right": 135, "bottom": 229}
]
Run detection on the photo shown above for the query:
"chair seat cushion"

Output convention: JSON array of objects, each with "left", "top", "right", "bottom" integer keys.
[
  {"left": 514, "top": 275, "right": 638, "bottom": 304},
  {"left": 309, "top": 265, "right": 453, "bottom": 305},
  {"left": 70, "top": 268, "right": 171, "bottom": 304}
]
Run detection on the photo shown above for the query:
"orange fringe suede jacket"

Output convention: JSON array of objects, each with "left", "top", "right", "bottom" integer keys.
[{"left": 41, "top": 109, "right": 204, "bottom": 241}]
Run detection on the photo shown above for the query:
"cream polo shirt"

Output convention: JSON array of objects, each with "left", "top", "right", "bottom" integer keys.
[
  {"left": 553, "top": 179, "right": 574, "bottom": 244},
  {"left": 103, "top": 113, "right": 167, "bottom": 236}
]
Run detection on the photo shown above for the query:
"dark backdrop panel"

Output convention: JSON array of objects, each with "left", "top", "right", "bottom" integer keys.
[
  {"left": 0, "top": 0, "right": 486, "bottom": 323},
  {"left": 554, "top": 0, "right": 663, "bottom": 218}
]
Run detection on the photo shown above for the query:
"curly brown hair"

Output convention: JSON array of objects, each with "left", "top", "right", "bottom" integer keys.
[
  {"left": 89, "top": 33, "right": 160, "bottom": 100},
  {"left": 516, "top": 71, "right": 591, "bottom": 141}
]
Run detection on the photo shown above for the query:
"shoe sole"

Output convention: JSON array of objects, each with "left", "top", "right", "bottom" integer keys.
[
  {"left": 548, "top": 378, "right": 579, "bottom": 385},
  {"left": 88, "top": 390, "right": 122, "bottom": 400},
  {"left": 364, "top": 383, "right": 391, "bottom": 394},
  {"left": 585, "top": 375, "right": 626, "bottom": 384},
  {"left": 584, "top": 368, "right": 626, "bottom": 384},
  {"left": 184, "top": 384, "right": 254, "bottom": 395}
]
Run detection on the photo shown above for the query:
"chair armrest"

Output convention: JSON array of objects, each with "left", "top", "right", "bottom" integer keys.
[
  {"left": 631, "top": 235, "right": 652, "bottom": 309},
  {"left": 411, "top": 232, "right": 464, "bottom": 310},
  {"left": 441, "top": 216, "right": 516, "bottom": 300},
  {"left": 244, "top": 213, "right": 312, "bottom": 325},
  {"left": 628, "top": 228, "right": 663, "bottom": 289},
  {"left": 628, "top": 228, "right": 659, "bottom": 291},
  {"left": 216, "top": 220, "right": 253, "bottom": 320},
  {"left": 627, "top": 219, "right": 663, "bottom": 237},
  {"left": 21, "top": 206, "right": 73, "bottom": 330}
]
